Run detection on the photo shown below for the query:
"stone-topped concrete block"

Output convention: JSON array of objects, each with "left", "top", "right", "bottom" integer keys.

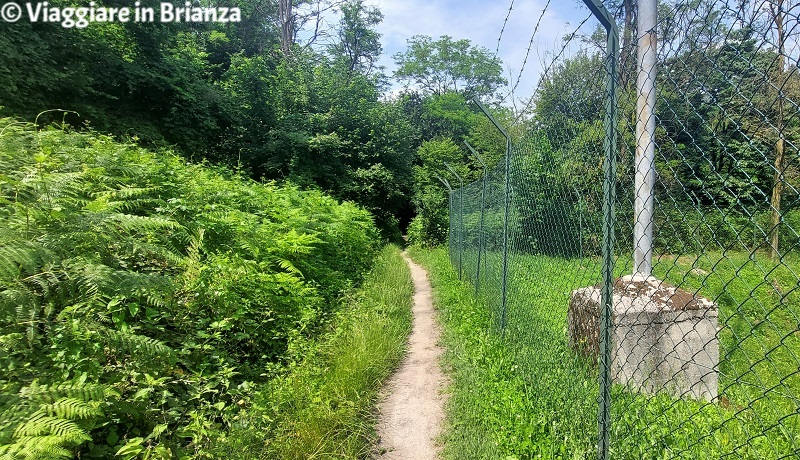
[{"left": 568, "top": 275, "right": 718, "bottom": 401}]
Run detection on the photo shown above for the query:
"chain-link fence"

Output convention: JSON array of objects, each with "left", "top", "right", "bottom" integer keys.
[{"left": 443, "top": 0, "right": 799, "bottom": 457}]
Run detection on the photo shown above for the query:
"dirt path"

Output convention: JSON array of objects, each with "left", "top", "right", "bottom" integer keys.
[{"left": 376, "top": 252, "right": 448, "bottom": 459}]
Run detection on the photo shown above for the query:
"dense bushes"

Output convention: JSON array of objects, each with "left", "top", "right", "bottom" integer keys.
[
  {"left": 0, "top": 12, "right": 417, "bottom": 240},
  {"left": 0, "top": 119, "right": 379, "bottom": 458},
  {"left": 208, "top": 246, "right": 413, "bottom": 459}
]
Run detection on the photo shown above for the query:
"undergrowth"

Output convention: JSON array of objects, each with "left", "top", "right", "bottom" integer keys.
[
  {"left": 0, "top": 118, "right": 380, "bottom": 458},
  {"left": 207, "top": 245, "right": 413, "bottom": 459},
  {"left": 407, "top": 247, "right": 543, "bottom": 459}
]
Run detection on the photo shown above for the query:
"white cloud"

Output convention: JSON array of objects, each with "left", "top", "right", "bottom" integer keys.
[{"left": 369, "top": 0, "right": 597, "bottom": 105}]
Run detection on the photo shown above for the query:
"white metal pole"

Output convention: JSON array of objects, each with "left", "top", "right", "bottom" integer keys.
[{"left": 634, "top": 0, "right": 657, "bottom": 277}]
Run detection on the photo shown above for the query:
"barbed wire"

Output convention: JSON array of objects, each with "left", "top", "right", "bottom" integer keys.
[
  {"left": 495, "top": 0, "right": 516, "bottom": 56},
  {"left": 512, "top": 13, "right": 593, "bottom": 121},
  {"left": 509, "top": 0, "right": 553, "bottom": 100}
]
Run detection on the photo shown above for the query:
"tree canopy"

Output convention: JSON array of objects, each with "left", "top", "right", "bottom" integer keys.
[{"left": 393, "top": 35, "right": 507, "bottom": 100}]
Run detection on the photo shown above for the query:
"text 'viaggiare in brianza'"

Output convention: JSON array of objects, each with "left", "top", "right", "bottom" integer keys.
[{"left": 0, "top": 1, "right": 241, "bottom": 28}]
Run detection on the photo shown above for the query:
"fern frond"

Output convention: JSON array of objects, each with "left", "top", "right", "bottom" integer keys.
[
  {"left": 20, "top": 270, "right": 63, "bottom": 300},
  {"left": 101, "top": 327, "right": 174, "bottom": 361},
  {"left": 113, "top": 239, "right": 184, "bottom": 267},
  {"left": 39, "top": 398, "right": 101, "bottom": 421},
  {"left": 21, "top": 170, "right": 88, "bottom": 209},
  {"left": 0, "top": 333, "right": 26, "bottom": 352},
  {"left": 0, "top": 435, "right": 74, "bottom": 459},
  {"left": 0, "top": 241, "right": 57, "bottom": 280},
  {"left": 102, "top": 214, "right": 181, "bottom": 234},
  {"left": 13, "top": 414, "right": 88, "bottom": 442},
  {"left": 0, "top": 287, "right": 36, "bottom": 323},
  {"left": 14, "top": 303, "right": 41, "bottom": 345},
  {"left": 274, "top": 258, "right": 303, "bottom": 277},
  {"left": 13, "top": 260, "right": 111, "bottom": 332},
  {"left": 96, "top": 186, "right": 156, "bottom": 200},
  {"left": 20, "top": 382, "right": 112, "bottom": 404},
  {"left": 0, "top": 398, "right": 27, "bottom": 442},
  {"left": 81, "top": 323, "right": 174, "bottom": 362},
  {"left": 107, "top": 198, "right": 164, "bottom": 213},
  {"left": 110, "top": 270, "right": 173, "bottom": 309}
]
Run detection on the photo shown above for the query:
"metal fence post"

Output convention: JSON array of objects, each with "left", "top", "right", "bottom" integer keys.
[
  {"left": 465, "top": 141, "right": 487, "bottom": 295},
  {"left": 634, "top": 0, "right": 657, "bottom": 277},
  {"left": 434, "top": 173, "right": 454, "bottom": 268},
  {"left": 444, "top": 163, "right": 464, "bottom": 281},
  {"left": 580, "top": 1, "right": 618, "bottom": 459},
  {"left": 472, "top": 99, "right": 512, "bottom": 332}
]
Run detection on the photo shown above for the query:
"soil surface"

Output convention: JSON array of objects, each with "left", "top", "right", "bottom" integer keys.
[{"left": 376, "top": 252, "right": 448, "bottom": 459}]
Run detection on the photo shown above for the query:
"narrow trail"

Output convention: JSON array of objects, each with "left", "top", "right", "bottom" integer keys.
[{"left": 376, "top": 252, "right": 448, "bottom": 460}]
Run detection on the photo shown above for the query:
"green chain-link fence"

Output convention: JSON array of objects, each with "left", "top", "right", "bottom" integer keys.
[{"left": 443, "top": 0, "right": 799, "bottom": 457}]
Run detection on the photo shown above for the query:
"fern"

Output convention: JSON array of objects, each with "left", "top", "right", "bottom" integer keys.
[
  {"left": 19, "top": 382, "right": 114, "bottom": 403},
  {"left": 0, "top": 333, "right": 25, "bottom": 352},
  {"left": 13, "top": 415, "right": 88, "bottom": 441},
  {"left": 102, "top": 213, "right": 181, "bottom": 234},
  {"left": 0, "top": 435, "right": 73, "bottom": 459},
  {"left": 1, "top": 120, "right": 381, "bottom": 458},
  {"left": 39, "top": 398, "right": 101, "bottom": 421},
  {"left": 0, "top": 382, "right": 112, "bottom": 459},
  {"left": 0, "top": 242, "right": 56, "bottom": 280},
  {"left": 89, "top": 323, "right": 174, "bottom": 363}
]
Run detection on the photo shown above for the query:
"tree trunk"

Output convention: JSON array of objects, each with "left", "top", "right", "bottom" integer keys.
[
  {"left": 768, "top": 0, "right": 785, "bottom": 260},
  {"left": 279, "top": 0, "right": 294, "bottom": 57}
]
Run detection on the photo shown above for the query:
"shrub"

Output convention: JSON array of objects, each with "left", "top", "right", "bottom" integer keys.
[{"left": 0, "top": 118, "right": 379, "bottom": 458}]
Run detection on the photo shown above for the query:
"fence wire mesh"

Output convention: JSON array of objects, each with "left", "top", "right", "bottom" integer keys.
[{"left": 444, "top": 0, "right": 799, "bottom": 458}]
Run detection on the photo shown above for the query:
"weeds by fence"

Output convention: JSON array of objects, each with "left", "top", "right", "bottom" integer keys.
[{"left": 443, "top": 0, "right": 799, "bottom": 457}]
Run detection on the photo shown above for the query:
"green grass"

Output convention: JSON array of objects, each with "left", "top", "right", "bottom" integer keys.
[
  {"left": 208, "top": 245, "right": 414, "bottom": 459},
  {"left": 414, "top": 246, "right": 800, "bottom": 459},
  {"left": 409, "top": 247, "right": 584, "bottom": 459}
]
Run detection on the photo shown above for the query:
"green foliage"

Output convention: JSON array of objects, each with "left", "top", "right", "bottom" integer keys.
[
  {"left": 411, "top": 139, "right": 464, "bottom": 246},
  {"left": 393, "top": 35, "right": 507, "bottom": 100},
  {"left": 221, "top": 50, "right": 415, "bottom": 239},
  {"left": 328, "top": 0, "right": 384, "bottom": 76},
  {"left": 0, "top": 0, "right": 419, "bottom": 240},
  {"left": 654, "top": 26, "right": 797, "bottom": 211},
  {"left": 408, "top": 103, "right": 513, "bottom": 248},
  {"left": 527, "top": 22, "right": 800, "bottom": 256},
  {"left": 205, "top": 245, "right": 413, "bottom": 459},
  {"left": 0, "top": 3, "right": 237, "bottom": 156},
  {"left": 0, "top": 119, "right": 380, "bottom": 458},
  {"left": 0, "top": 381, "right": 114, "bottom": 460}
]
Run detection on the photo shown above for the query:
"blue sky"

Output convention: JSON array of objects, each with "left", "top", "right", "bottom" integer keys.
[{"left": 370, "top": 0, "right": 598, "bottom": 105}]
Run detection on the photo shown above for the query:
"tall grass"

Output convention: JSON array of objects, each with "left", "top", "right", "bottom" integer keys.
[
  {"left": 408, "top": 247, "right": 546, "bottom": 459},
  {"left": 210, "top": 245, "right": 414, "bottom": 459}
]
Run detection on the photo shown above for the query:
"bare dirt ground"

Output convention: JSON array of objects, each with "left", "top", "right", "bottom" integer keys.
[{"left": 376, "top": 252, "right": 448, "bottom": 460}]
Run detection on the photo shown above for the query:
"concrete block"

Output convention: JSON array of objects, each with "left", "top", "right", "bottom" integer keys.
[{"left": 568, "top": 275, "right": 718, "bottom": 401}]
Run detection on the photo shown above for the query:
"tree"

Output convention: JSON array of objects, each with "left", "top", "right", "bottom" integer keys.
[
  {"left": 328, "top": 0, "right": 383, "bottom": 76},
  {"left": 279, "top": 0, "right": 294, "bottom": 55},
  {"left": 533, "top": 51, "right": 605, "bottom": 148},
  {"left": 411, "top": 139, "right": 466, "bottom": 245},
  {"left": 393, "top": 35, "right": 507, "bottom": 100},
  {"left": 278, "top": 0, "right": 345, "bottom": 57}
]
